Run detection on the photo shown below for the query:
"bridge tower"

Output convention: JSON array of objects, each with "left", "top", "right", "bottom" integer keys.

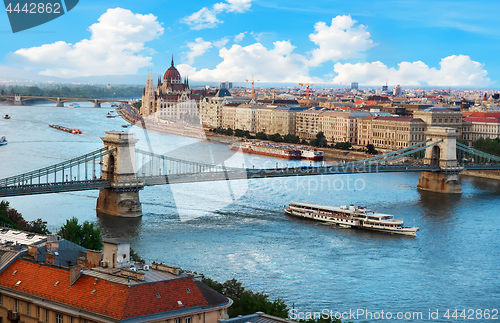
[
  {"left": 96, "top": 131, "right": 143, "bottom": 217},
  {"left": 94, "top": 100, "right": 101, "bottom": 108},
  {"left": 417, "top": 127, "right": 462, "bottom": 193},
  {"left": 14, "top": 95, "right": 23, "bottom": 106},
  {"left": 56, "top": 97, "right": 64, "bottom": 107}
]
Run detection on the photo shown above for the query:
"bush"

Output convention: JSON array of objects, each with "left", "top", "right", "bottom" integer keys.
[{"left": 203, "top": 278, "right": 288, "bottom": 318}]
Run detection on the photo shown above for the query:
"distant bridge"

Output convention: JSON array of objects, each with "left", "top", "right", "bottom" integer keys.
[
  {"left": 0, "top": 94, "right": 130, "bottom": 107},
  {"left": 1, "top": 128, "right": 500, "bottom": 216}
]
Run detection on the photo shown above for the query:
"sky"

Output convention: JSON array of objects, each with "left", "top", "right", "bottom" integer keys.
[{"left": 0, "top": 0, "right": 499, "bottom": 88}]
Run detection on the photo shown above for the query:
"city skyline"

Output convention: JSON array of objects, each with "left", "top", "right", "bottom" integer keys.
[{"left": 0, "top": 0, "right": 499, "bottom": 88}]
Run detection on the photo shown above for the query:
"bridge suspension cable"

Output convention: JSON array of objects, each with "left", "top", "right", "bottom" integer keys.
[
  {"left": 456, "top": 142, "right": 500, "bottom": 164},
  {"left": 0, "top": 148, "right": 116, "bottom": 189},
  {"left": 134, "top": 149, "right": 242, "bottom": 178}
]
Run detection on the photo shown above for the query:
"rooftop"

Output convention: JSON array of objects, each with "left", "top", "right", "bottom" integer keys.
[{"left": 0, "top": 259, "right": 229, "bottom": 321}]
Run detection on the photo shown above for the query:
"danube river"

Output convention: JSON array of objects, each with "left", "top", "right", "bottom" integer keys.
[{"left": 1, "top": 103, "right": 499, "bottom": 322}]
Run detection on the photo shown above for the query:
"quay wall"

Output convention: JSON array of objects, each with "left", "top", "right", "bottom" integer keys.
[{"left": 460, "top": 170, "right": 500, "bottom": 180}]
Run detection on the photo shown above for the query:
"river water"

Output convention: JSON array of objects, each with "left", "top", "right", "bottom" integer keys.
[{"left": 1, "top": 103, "right": 499, "bottom": 322}]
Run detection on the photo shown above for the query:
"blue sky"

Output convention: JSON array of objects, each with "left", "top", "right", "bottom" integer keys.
[{"left": 1, "top": 0, "right": 499, "bottom": 88}]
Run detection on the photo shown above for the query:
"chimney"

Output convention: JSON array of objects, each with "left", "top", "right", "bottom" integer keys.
[
  {"left": 86, "top": 250, "right": 102, "bottom": 268},
  {"left": 69, "top": 265, "right": 81, "bottom": 286},
  {"left": 46, "top": 252, "right": 55, "bottom": 265}
]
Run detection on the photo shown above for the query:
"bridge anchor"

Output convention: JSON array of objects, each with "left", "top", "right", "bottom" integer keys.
[
  {"left": 96, "top": 131, "right": 143, "bottom": 217},
  {"left": 417, "top": 127, "right": 462, "bottom": 194},
  {"left": 417, "top": 171, "right": 462, "bottom": 194}
]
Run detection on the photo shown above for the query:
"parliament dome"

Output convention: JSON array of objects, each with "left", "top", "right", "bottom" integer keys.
[{"left": 164, "top": 57, "right": 181, "bottom": 82}]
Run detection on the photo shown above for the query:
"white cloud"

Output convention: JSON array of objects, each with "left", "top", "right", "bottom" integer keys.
[
  {"left": 12, "top": 8, "right": 164, "bottom": 77},
  {"left": 177, "top": 41, "right": 316, "bottom": 83},
  {"left": 234, "top": 32, "right": 246, "bottom": 43},
  {"left": 185, "top": 38, "right": 213, "bottom": 65},
  {"left": 181, "top": 0, "right": 252, "bottom": 30},
  {"left": 213, "top": 38, "right": 230, "bottom": 48},
  {"left": 308, "top": 15, "right": 376, "bottom": 66},
  {"left": 331, "top": 55, "right": 492, "bottom": 86}
]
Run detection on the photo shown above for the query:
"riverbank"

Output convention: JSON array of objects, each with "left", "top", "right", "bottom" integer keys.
[
  {"left": 117, "top": 107, "right": 205, "bottom": 139},
  {"left": 205, "top": 132, "right": 371, "bottom": 161},
  {"left": 460, "top": 169, "right": 500, "bottom": 180}
]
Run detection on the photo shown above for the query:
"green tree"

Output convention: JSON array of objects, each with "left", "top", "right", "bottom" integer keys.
[
  {"left": 366, "top": 144, "right": 378, "bottom": 155},
  {"left": 58, "top": 217, "right": 102, "bottom": 250},
  {"left": 25, "top": 218, "right": 51, "bottom": 235},
  {"left": 5, "top": 208, "right": 26, "bottom": 228},
  {"left": 283, "top": 134, "right": 300, "bottom": 144},
  {"left": 225, "top": 128, "right": 234, "bottom": 136},
  {"left": 269, "top": 133, "right": 283, "bottom": 142},
  {"left": 130, "top": 247, "right": 145, "bottom": 263},
  {"left": 298, "top": 316, "right": 348, "bottom": 323},
  {"left": 27, "top": 86, "right": 43, "bottom": 96},
  {"left": 133, "top": 101, "right": 142, "bottom": 110},
  {"left": 203, "top": 277, "right": 288, "bottom": 318},
  {"left": 256, "top": 132, "right": 268, "bottom": 140},
  {"left": 234, "top": 129, "right": 245, "bottom": 137}
]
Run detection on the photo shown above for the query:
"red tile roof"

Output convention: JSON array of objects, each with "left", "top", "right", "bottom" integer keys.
[
  {"left": 463, "top": 112, "right": 500, "bottom": 118},
  {"left": 0, "top": 260, "right": 227, "bottom": 320},
  {"left": 464, "top": 117, "right": 500, "bottom": 123},
  {"left": 362, "top": 116, "right": 424, "bottom": 123}
]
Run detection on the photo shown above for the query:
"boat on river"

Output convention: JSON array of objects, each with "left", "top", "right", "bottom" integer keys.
[
  {"left": 300, "top": 148, "right": 323, "bottom": 160},
  {"left": 3, "top": 114, "right": 10, "bottom": 119},
  {"left": 284, "top": 201, "right": 418, "bottom": 236},
  {"left": 0, "top": 136, "right": 7, "bottom": 146},
  {"left": 68, "top": 103, "right": 81, "bottom": 108},
  {"left": 49, "top": 124, "right": 82, "bottom": 134},
  {"left": 230, "top": 141, "right": 301, "bottom": 159}
]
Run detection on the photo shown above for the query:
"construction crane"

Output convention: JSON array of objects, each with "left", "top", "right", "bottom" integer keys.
[
  {"left": 299, "top": 82, "right": 335, "bottom": 106},
  {"left": 245, "top": 75, "right": 260, "bottom": 99},
  {"left": 298, "top": 83, "right": 314, "bottom": 106}
]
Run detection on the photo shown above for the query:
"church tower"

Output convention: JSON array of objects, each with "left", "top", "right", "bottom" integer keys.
[{"left": 141, "top": 70, "right": 156, "bottom": 117}]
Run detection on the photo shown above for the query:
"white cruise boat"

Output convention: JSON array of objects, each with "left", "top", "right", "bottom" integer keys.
[
  {"left": 68, "top": 103, "right": 81, "bottom": 108},
  {"left": 300, "top": 148, "right": 323, "bottom": 160},
  {"left": 284, "top": 201, "right": 418, "bottom": 236}
]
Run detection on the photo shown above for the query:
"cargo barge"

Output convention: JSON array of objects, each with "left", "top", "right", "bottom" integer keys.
[
  {"left": 230, "top": 141, "right": 301, "bottom": 159},
  {"left": 49, "top": 125, "right": 82, "bottom": 134}
]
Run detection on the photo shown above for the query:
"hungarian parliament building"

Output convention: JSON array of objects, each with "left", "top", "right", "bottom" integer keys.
[{"left": 140, "top": 57, "right": 204, "bottom": 122}]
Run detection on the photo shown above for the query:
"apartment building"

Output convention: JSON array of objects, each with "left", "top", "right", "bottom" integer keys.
[
  {"left": 0, "top": 231, "right": 231, "bottom": 323},
  {"left": 413, "top": 108, "right": 463, "bottom": 137},
  {"left": 321, "top": 111, "right": 371, "bottom": 144},
  {"left": 234, "top": 104, "right": 262, "bottom": 133},
  {"left": 358, "top": 116, "right": 426, "bottom": 150},
  {"left": 462, "top": 113, "right": 500, "bottom": 143},
  {"left": 221, "top": 103, "right": 240, "bottom": 130},
  {"left": 256, "top": 106, "right": 276, "bottom": 134},
  {"left": 270, "top": 106, "right": 307, "bottom": 135},
  {"left": 199, "top": 89, "right": 254, "bottom": 128},
  {"left": 295, "top": 108, "right": 325, "bottom": 139}
]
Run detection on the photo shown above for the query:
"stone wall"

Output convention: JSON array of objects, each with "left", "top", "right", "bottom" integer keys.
[{"left": 460, "top": 170, "right": 500, "bottom": 180}]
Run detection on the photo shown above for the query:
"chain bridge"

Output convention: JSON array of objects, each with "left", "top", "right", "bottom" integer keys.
[{"left": 2, "top": 128, "right": 500, "bottom": 217}]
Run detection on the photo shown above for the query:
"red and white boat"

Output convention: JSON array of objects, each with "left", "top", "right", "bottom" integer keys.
[
  {"left": 300, "top": 148, "right": 323, "bottom": 160},
  {"left": 230, "top": 142, "right": 301, "bottom": 159}
]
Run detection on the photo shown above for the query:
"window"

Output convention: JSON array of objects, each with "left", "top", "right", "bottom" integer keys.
[
  {"left": 45, "top": 309, "right": 49, "bottom": 322},
  {"left": 0, "top": 293, "right": 2, "bottom": 305},
  {"left": 27, "top": 303, "right": 31, "bottom": 315},
  {"left": 37, "top": 306, "right": 40, "bottom": 318},
  {"left": 186, "top": 317, "right": 192, "bottom": 323},
  {"left": 176, "top": 318, "right": 181, "bottom": 323},
  {"left": 14, "top": 299, "right": 19, "bottom": 312},
  {"left": 56, "top": 313, "right": 63, "bottom": 323}
]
